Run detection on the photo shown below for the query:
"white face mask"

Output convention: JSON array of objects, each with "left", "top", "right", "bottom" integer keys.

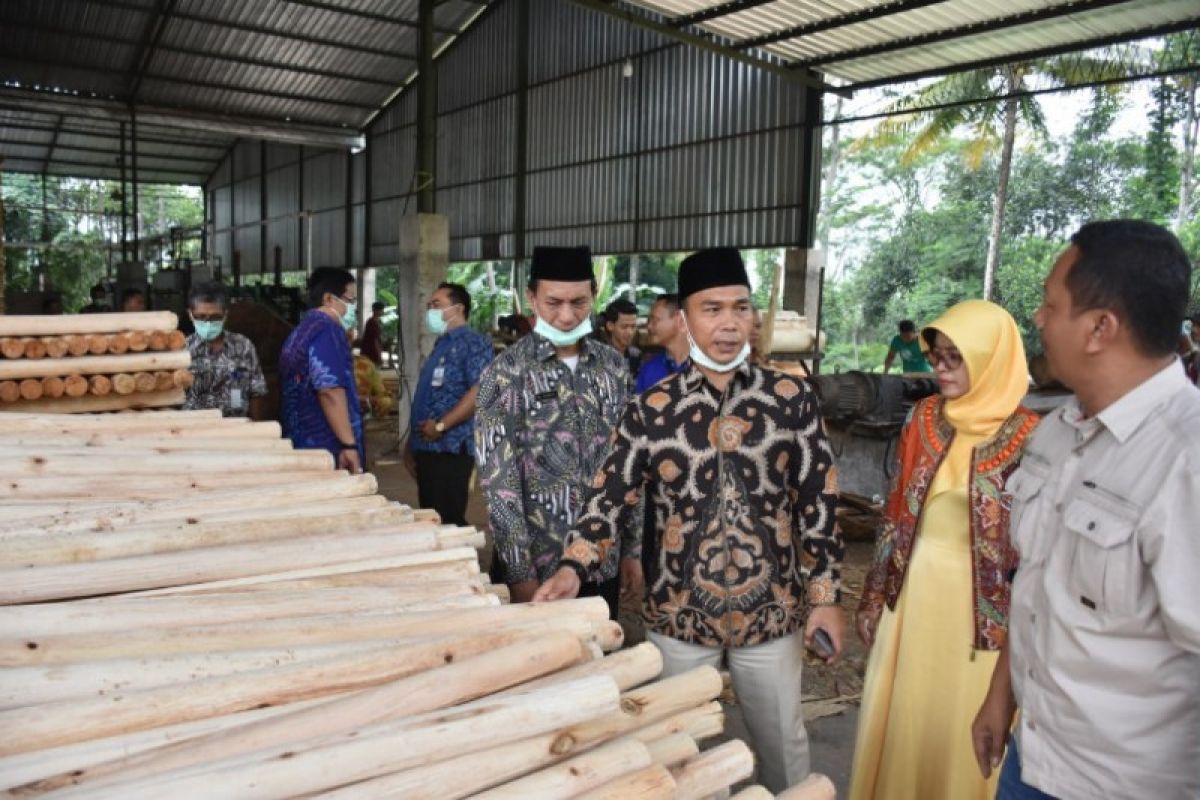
[
  {"left": 534, "top": 315, "right": 593, "bottom": 347},
  {"left": 681, "top": 313, "right": 750, "bottom": 373}
]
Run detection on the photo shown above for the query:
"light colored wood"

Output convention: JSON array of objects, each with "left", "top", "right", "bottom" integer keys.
[
  {"left": 57, "top": 676, "right": 621, "bottom": 800},
  {"left": 22, "top": 337, "right": 47, "bottom": 359},
  {"left": 0, "top": 432, "right": 293, "bottom": 452},
  {"left": 167, "top": 329, "right": 186, "bottom": 350},
  {"left": 630, "top": 702, "right": 725, "bottom": 747},
  {"left": 148, "top": 330, "right": 168, "bottom": 350},
  {"left": 86, "top": 375, "right": 111, "bottom": 396},
  {"left": 62, "top": 374, "right": 87, "bottom": 397},
  {"left": 0, "top": 597, "right": 612, "bottom": 666},
  {"left": 43, "top": 633, "right": 590, "bottom": 796},
  {"left": 0, "top": 350, "right": 190, "bottom": 381},
  {"left": 110, "top": 373, "right": 136, "bottom": 395},
  {"left": 0, "top": 539, "right": 481, "bottom": 605},
  {"left": 0, "top": 310, "right": 178, "bottom": 336},
  {"left": 139, "top": 560, "right": 482, "bottom": 596},
  {"left": 172, "top": 368, "right": 193, "bottom": 389},
  {"left": 0, "top": 447, "right": 333, "bottom": 476},
  {"left": 562, "top": 666, "right": 724, "bottom": 746},
  {"left": 18, "top": 378, "right": 43, "bottom": 400},
  {"left": 774, "top": 774, "right": 837, "bottom": 800},
  {"left": 154, "top": 369, "right": 173, "bottom": 391},
  {"left": 0, "top": 380, "right": 18, "bottom": 402},
  {"left": 730, "top": 786, "right": 774, "bottom": 800},
  {"left": 0, "top": 337, "right": 24, "bottom": 359},
  {"left": 127, "top": 330, "right": 150, "bottom": 352},
  {"left": 645, "top": 732, "right": 699, "bottom": 767},
  {"left": 0, "top": 507, "right": 413, "bottom": 566},
  {"left": 106, "top": 333, "right": 129, "bottom": 355},
  {"left": 0, "top": 468, "right": 338, "bottom": 502},
  {"left": 64, "top": 335, "right": 89, "bottom": 357},
  {"left": 86, "top": 334, "right": 108, "bottom": 355},
  {"left": 40, "top": 376, "right": 65, "bottom": 398},
  {"left": 134, "top": 371, "right": 157, "bottom": 393},
  {"left": 43, "top": 337, "right": 69, "bottom": 359},
  {"left": 475, "top": 737, "right": 653, "bottom": 799},
  {"left": 497, "top": 640, "right": 662, "bottom": 696},
  {"left": 670, "top": 740, "right": 755, "bottom": 800},
  {"left": 0, "top": 387, "right": 186, "bottom": 414},
  {"left": 575, "top": 763, "right": 677, "bottom": 800}
]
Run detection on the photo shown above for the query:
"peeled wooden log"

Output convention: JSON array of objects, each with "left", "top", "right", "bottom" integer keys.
[
  {"left": 86, "top": 334, "right": 108, "bottom": 355},
  {"left": 0, "top": 350, "right": 190, "bottom": 381},
  {"left": 43, "top": 336, "right": 69, "bottom": 359},
  {"left": 133, "top": 371, "right": 157, "bottom": 393},
  {"left": 498, "top": 640, "right": 662, "bottom": 696},
  {"left": 630, "top": 701, "right": 725, "bottom": 747},
  {"left": 0, "top": 380, "right": 20, "bottom": 402},
  {"left": 0, "top": 409, "right": 251, "bottom": 433},
  {"left": 0, "top": 469, "right": 343, "bottom": 502},
  {"left": 645, "top": 732, "right": 700, "bottom": 767},
  {"left": 39, "top": 633, "right": 590, "bottom": 796},
  {"left": 1, "top": 597, "right": 613, "bottom": 666},
  {"left": 64, "top": 335, "right": 89, "bottom": 357},
  {"left": 40, "top": 376, "right": 65, "bottom": 399},
  {"left": 0, "top": 447, "right": 333, "bottom": 476},
  {"left": 475, "top": 737, "right": 653, "bottom": 799},
  {"left": 148, "top": 330, "right": 168, "bottom": 351},
  {"left": 62, "top": 374, "right": 88, "bottom": 397},
  {"left": 670, "top": 740, "right": 755, "bottom": 800},
  {"left": 22, "top": 337, "right": 47, "bottom": 359},
  {"left": 0, "top": 507, "right": 413, "bottom": 567},
  {"left": 153, "top": 370, "right": 173, "bottom": 391},
  {"left": 731, "top": 787, "right": 774, "bottom": 800},
  {"left": 146, "top": 560, "right": 483, "bottom": 596},
  {"left": 0, "top": 387, "right": 186, "bottom": 414},
  {"left": 62, "top": 675, "right": 622, "bottom": 800},
  {"left": 775, "top": 774, "right": 837, "bottom": 800},
  {"left": 171, "top": 368, "right": 193, "bottom": 389},
  {"left": 0, "top": 431, "right": 293, "bottom": 452},
  {"left": 576, "top": 764, "right": 677, "bottom": 800},
  {"left": 87, "top": 375, "right": 111, "bottom": 396},
  {"left": 18, "top": 378, "right": 42, "bottom": 400},
  {"left": 110, "top": 373, "right": 136, "bottom": 395},
  {"left": 106, "top": 333, "right": 130, "bottom": 355},
  {"left": 563, "top": 666, "right": 725, "bottom": 746},
  {"left": 0, "top": 632, "right": 586, "bottom": 763},
  {"left": 0, "top": 538, "right": 482, "bottom": 605},
  {"left": 0, "top": 310, "right": 178, "bottom": 336},
  {"left": 167, "top": 329, "right": 186, "bottom": 350},
  {"left": 0, "top": 337, "right": 24, "bottom": 359},
  {"left": 126, "top": 330, "right": 150, "bottom": 351}
]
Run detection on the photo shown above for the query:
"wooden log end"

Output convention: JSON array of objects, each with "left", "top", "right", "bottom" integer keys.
[
  {"left": 65, "top": 335, "right": 90, "bottom": 357},
  {"left": 111, "top": 373, "right": 137, "bottom": 395},
  {"left": 86, "top": 335, "right": 109, "bottom": 355},
  {"left": 43, "top": 337, "right": 69, "bottom": 359},
  {"left": 127, "top": 330, "right": 150, "bottom": 352},
  {"left": 22, "top": 338, "right": 48, "bottom": 359},
  {"left": 134, "top": 372, "right": 158, "bottom": 394},
  {"left": 154, "top": 370, "right": 174, "bottom": 392},
  {"left": 172, "top": 369, "right": 194, "bottom": 389},
  {"left": 41, "top": 376, "right": 66, "bottom": 398},
  {"left": 0, "top": 380, "right": 20, "bottom": 402},
  {"left": 107, "top": 333, "right": 131, "bottom": 355},
  {"left": 63, "top": 374, "right": 89, "bottom": 397},
  {"left": 18, "top": 378, "right": 43, "bottom": 400},
  {"left": 148, "top": 331, "right": 169, "bottom": 351},
  {"left": 167, "top": 330, "right": 187, "bottom": 350},
  {"left": 0, "top": 338, "right": 25, "bottom": 359},
  {"left": 88, "top": 375, "right": 113, "bottom": 396}
]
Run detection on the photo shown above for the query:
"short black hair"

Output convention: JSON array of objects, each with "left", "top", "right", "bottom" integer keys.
[
  {"left": 1067, "top": 220, "right": 1192, "bottom": 357},
  {"left": 603, "top": 298, "right": 638, "bottom": 324},
  {"left": 188, "top": 281, "right": 228, "bottom": 310},
  {"left": 898, "top": 320, "right": 917, "bottom": 334},
  {"left": 438, "top": 282, "right": 472, "bottom": 317},
  {"left": 371, "top": 301, "right": 386, "bottom": 313},
  {"left": 307, "top": 267, "right": 356, "bottom": 308},
  {"left": 653, "top": 293, "right": 680, "bottom": 313}
]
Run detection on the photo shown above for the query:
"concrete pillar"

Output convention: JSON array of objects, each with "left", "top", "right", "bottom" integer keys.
[
  {"left": 397, "top": 213, "right": 449, "bottom": 434},
  {"left": 782, "top": 247, "right": 824, "bottom": 323}
]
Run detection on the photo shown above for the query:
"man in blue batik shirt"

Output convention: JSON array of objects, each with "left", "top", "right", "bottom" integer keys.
[
  {"left": 405, "top": 282, "right": 494, "bottom": 527},
  {"left": 635, "top": 293, "right": 690, "bottom": 393}
]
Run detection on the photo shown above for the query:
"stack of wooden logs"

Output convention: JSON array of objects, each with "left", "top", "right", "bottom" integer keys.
[
  {"left": 0, "top": 409, "right": 836, "bottom": 798},
  {"left": 0, "top": 311, "right": 192, "bottom": 414}
]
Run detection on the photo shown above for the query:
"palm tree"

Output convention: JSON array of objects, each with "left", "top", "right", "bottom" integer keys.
[{"left": 857, "top": 56, "right": 1131, "bottom": 300}]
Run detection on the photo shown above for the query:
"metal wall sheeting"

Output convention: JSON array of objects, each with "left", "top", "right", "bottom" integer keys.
[{"left": 206, "top": 0, "right": 815, "bottom": 268}]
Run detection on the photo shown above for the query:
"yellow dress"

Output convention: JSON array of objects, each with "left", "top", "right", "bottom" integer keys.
[{"left": 848, "top": 483, "right": 1000, "bottom": 800}]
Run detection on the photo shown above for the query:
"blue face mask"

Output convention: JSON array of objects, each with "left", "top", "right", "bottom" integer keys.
[
  {"left": 682, "top": 314, "right": 750, "bottom": 373},
  {"left": 534, "top": 315, "right": 593, "bottom": 348},
  {"left": 425, "top": 304, "right": 460, "bottom": 336},
  {"left": 335, "top": 297, "right": 357, "bottom": 331},
  {"left": 192, "top": 318, "right": 225, "bottom": 342}
]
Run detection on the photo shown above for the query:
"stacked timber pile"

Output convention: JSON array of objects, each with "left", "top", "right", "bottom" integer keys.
[
  {"left": 0, "top": 409, "right": 835, "bottom": 799},
  {"left": 0, "top": 311, "right": 191, "bottom": 414}
]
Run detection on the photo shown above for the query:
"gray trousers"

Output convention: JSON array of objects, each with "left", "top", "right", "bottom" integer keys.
[{"left": 647, "top": 630, "right": 810, "bottom": 793}]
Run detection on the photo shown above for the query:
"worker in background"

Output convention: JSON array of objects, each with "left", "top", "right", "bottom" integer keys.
[
  {"left": 359, "top": 301, "right": 386, "bottom": 367},
  {"left": 405, "top": 282, "right": 493, "bottom": 528},
  {"left": 536, "top": 247, "right": 845, "bottom": 792},
  {"left": 80, "top": 284, "right": 109, "bottom": 313},
  {"left": 475, "top": 246, "right": 633, "bottom": 616},
  {"left": 279, "top": 267, "right": 364, "bottom": 474},
  {"left": 635, "top": 293, "right": 688, "bottom": 393},
  {"left": 972, "top": 220, "right": 1200, "bottom": 799},
  {"left": 183, "top": 282, "right": 267, "bottom": 420},
  {"left": 41, "top": 296, "right": 63, "bottom": 315},
  {"left": 883, "top": 319, "right": 931, "bottom": 373},
  {"left": 122, "top": 289, "right": 147, "bottom": 312},
  {"left": 1182, "top": 311, "right": 1199, "bottom": 387},
  {"left": 601, "top": 297, "right": 642, "bottom": 377}
]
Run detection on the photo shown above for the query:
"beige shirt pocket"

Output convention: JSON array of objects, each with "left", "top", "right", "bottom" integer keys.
[
  {"left": 1006, "top": 461, "right": 1052, "bottom": 566},
  {"left": 1064, "top": 490, "right": 1142, "bottom": 618}
]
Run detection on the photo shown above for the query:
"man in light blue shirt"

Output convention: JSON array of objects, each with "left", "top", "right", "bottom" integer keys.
[{"left": 635, "top": 293, "right": 690, "bottom": 393}]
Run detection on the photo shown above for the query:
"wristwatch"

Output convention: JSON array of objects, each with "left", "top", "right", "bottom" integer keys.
[{"left": 434, "top": 420, "right": 446, "bottom": 433}]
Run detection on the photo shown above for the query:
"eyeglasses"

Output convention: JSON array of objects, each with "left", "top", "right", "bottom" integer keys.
[{"left": 927, "top": 347, "right": 963, "bottom": 370}]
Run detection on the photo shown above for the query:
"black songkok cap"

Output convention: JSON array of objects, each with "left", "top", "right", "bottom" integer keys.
[
  {"left": 677, "top": 247, "right": 750, "bottom": 301},
  {"left": 530, "top": 246, "right": 594, "bottom": 282}
]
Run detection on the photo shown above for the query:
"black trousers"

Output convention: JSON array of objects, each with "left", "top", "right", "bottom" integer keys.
[{"left": 413, "top": 450, "right": 474, "bottom": 527}]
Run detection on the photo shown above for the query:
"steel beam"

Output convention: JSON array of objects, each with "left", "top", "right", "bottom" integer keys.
[
  {"left": 565, "top": 0, "right": 849, "bottom": 96},
  {"left": 0, "top": 88, "right": 367, "bottom": 150},
  {"left": 0, "top": 118, "right": 231, "bottom": 151},
  {"left": 733, "top": 0, "right": 945, "bottom": 49},
  {"left": 43, "top": 115, "right": 63, "bottom": 176},
  {"left": 280, "top": 0, "right": 459, "bottom": 35},
  {"left": 513, "top": 0, "right": 529, "bottom": 261},
  {"left": 0, "top": 137, "right": 222, "bottom": 164},
  {"left": 793, "top": 0, "right": 1140, "bottom": 69},
  {"left": 129, "top": 0, "right": 176, "bottom": 101},
  {"left": 672, "top": 0, "right": 776, "bottom": 28}
]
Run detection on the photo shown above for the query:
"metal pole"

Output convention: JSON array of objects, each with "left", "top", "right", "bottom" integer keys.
[
  {"left": 260, "top": 140, "right": 268, "bottom": 279},
  {"left": 513, "top": 0, "right": 528, "bottom": 266},
  {"left": 297, "top": 145, "right": 305, "bottom": 272},
  {"left": 416, "top": 0, "right": 436, "bottom": 214},
  {"left": 119, "top": 121, "right": 128, "bottom": 263},
  {"left": 131, "top": 109, "right": 140, "bottom": 265}
]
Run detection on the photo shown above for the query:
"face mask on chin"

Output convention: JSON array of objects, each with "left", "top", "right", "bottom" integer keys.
[
  {"left": 681, "top": 313, "right": 750, "bottom": 373},
  {"left": 534, "top": 315, "right": 593, "bottom": 347}
]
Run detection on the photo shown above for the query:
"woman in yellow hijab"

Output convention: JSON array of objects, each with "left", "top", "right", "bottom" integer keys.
[{"left": 848, "top": 300, "right": 1040, "bottom": 800}]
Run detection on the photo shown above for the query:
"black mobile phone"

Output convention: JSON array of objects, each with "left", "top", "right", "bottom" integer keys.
[{"left": 812, "top": 628, "right": 835, "bottom": 658}]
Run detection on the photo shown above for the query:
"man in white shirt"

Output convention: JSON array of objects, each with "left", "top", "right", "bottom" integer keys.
[{"left": 972, "top": 219, "right": 1200, "bottom": 799}]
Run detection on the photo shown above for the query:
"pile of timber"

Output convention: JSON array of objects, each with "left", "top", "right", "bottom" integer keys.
[
  {"left": 0, "top": 311, "right": 191, "bottom": 414},
  {"left": 0, "top": 409, "right": 835, "bottom": 799}
]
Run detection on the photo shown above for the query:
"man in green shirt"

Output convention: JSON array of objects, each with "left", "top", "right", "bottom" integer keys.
[{"left": 884, "top": 319, "right": 931, "bottom": 373}]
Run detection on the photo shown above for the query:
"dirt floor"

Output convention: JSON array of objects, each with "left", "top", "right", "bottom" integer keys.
[{"left": 364, "top": 417, "right": 869, "bottom": 795}]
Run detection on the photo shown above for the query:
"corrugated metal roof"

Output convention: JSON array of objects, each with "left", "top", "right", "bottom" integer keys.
[{"left": 625, "top": 0, "right": 1200, "bottom": 87}]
